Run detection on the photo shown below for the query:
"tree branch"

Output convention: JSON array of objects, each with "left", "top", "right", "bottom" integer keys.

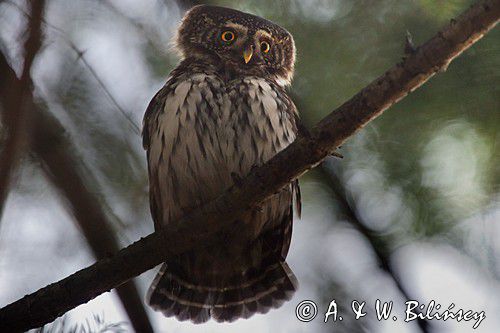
[
  {"left": 294, "top": 88, "right": 430, "bottom": 332},
  {"left": 32, "top": 114, "right": 154, "bottom": 332},
  {"left": 317, "top": 163, "right": 430, "bottom": 332},
  {"left": 0, "top": 0, "right": 498, "bottom": 331},
  {"left": 2, "top": 0, "right": 141, "bottom": 135},
  {"left": 0, "top": 53, "right": 154, "bottom": 332},
  {"left": 0, "top": 0, "right": 44, "bottom": 222}
]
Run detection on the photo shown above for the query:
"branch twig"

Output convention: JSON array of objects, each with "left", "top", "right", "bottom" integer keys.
[
  {"left": 2, "top": 0, "right": 141, "bottom": 135},
  {"left": 317, "top": 163, "right": 430, "bottom": 332},
  {"left": 0, "top": 0, "right": 44, "bottom": 221},
  {"left": 33, "top": 114, "right": 153, "bottom": 332},
  {"left": 293, "top": 87, "right": 429, "bottom": 331},
  {"left": 0, "top": 54, "right": 154, "bottom": 333},
  {"left": 0, "top": 0, "right": 498, "bottom": 331}
]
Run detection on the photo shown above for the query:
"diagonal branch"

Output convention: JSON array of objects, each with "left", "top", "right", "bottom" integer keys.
[
  {"left": 32, "top": 114, "right": 154, "bottom": 332},
  {"left": 0, "top": 0, "right": 44, "bottom": 222},
  {"left": 3, "top": 0, "right": 141, "bottom": 135},
  {"left": 0, "top": 3, "right": 149, "bottom": 326},
  {"left": 0, "top": 55, "right": 154, "bottom": 332},
  {"left": 317, "top": 163, "right": 430, "bottom": 332},
  {"left": 0, "top": 0, "right": 498, "bottom": 331},
  {"left": 293, "top": 93, "right": 430, "bottom": 331}
]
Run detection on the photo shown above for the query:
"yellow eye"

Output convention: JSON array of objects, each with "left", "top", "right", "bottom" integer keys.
[
  {"left": 221, "top": 31, "right": 235, "bottom": 42},
  {"left": 260, "top": 41, "right": 271, "bottom": 53}
]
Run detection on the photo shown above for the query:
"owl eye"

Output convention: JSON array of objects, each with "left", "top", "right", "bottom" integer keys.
[
  {"left": 260, "top": 41, "right": 271, "bottom": 53},
  {"left": 221, "top": 31, "right": 235, "bottom": 43}
]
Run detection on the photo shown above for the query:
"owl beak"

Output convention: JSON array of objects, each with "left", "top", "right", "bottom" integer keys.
[{"left": 243, "top": 46, "right": 253, "bottom": 64}]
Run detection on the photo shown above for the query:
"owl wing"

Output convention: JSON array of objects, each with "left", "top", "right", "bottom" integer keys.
[
  {"left": 271, "top": 175, "right": 300, "bottom": 261},
  {"left": 142, "top": 84, "right": 169, "bottom": 151},
  {"left": 264, "top": 92, "right": 301, "bottom": 260},
  {"left": 142, "top": 82, "right": 172, "bottom": 231},
  {"left": 283, "top": 92, "right": 302, "bottom": 218},
  {"left": 286, "top": 96, "right": 302, "bottom": 220}
]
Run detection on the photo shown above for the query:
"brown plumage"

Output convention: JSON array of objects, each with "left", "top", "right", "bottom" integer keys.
[{"left": 143, "top": 5, "right": 300, "bottom": 323}]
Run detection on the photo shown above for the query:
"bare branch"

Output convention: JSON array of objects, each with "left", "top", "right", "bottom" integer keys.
[
  {"left": 2, "top": 0, "right": 141, "bottom": 135},
  {"left": 101, "top": 0, "right": 167, "bottom": 56},
  {"left": 0, "top": 54, "right": 153, "bottom": 332},
  {"left": 0, "top": 0, "right": 498, "bottom": 331},
  {"left": 317, "top": 163, "right": 430, "bottom": 332},
  {"left": 292, "top": 90, "right": 428, "bottom": 330},
  {"left": 0, "top": 0, "right": 45, "bottom": 221},
  {"left": 68, "top": 45, "right": 141, "bottom": 135},
  {"left": 33, "top": 115, "right": 153, "bottom": 332}
]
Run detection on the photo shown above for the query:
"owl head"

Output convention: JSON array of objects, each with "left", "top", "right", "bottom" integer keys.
[{"left": 176, "top": 5, "right": 296, "bottom": 86}]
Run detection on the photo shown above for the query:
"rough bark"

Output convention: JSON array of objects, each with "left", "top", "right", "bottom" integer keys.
[
  {"left": 0, "top": 0, "right": 498, "bottom": 331},
  {"left": 0, "top": 0, "right": 44, "bottom": 221}
]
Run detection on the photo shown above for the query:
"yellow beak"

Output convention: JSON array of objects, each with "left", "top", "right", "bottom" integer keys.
[{"left": 243, "top": 47, "right": 253, "bottom": 64}]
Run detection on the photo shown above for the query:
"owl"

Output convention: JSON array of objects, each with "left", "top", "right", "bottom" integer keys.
[{"left": 143, "top": 5, "right": 300, "bottom": 323}]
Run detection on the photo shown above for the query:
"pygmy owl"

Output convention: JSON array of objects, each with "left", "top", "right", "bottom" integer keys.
[{"left": 143, "top": 5, "right": 300, "bottom": 323}]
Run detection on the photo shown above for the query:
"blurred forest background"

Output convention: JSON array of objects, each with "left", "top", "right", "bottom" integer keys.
[{"left": 0, "top": 0, "right": 498, "bottom": 332}]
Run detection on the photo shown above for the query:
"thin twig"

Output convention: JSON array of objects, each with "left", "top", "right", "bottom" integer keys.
[
  {"left": 293, "top": 90, "right": 428, "bottom": 331},
  {"left": 0, "top": 0, "right": 45, "bottom": 222},
  {"left": 67, "top": 44, "right": 141, "bottom": 134},
  {"left": 0, "top": 1, "right": 497, "bottom": 330},
  {"left": 2, "top": 0, "right": 141, "bottom": 135},
  {"left": 317, "top": 163, "right": 430, "bottom": 333},
  {"left": 0, "top": 2, "right": 149, "bottom": 327},
  {"left": 101, "top": 0, "right": 166, "bottom": 55},
  {"left": 0, "top": 53, "right": 154, "bottom": 333},
  {"left": 34, "top": 113, "right": 153, "bottom": 332},
  {"left": 0, "top": 2, "right": 152, "bottom": 330}
]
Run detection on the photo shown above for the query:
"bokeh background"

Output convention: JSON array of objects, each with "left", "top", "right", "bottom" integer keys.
[{"left": 0, "top": 0, "right": 498, "bottom": 332}]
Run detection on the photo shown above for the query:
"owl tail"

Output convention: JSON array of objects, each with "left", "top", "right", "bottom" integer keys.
[{"left": 146, "top": 260, "right": 297, "bottom": 323}]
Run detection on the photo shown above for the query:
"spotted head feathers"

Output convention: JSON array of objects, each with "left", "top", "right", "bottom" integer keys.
[{"left": 175, "top": 5, "right": 296, "bottom": 86}]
